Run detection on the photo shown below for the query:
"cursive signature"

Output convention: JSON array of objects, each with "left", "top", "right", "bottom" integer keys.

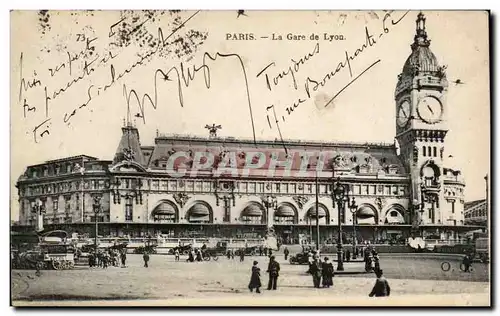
[
  {"left": 123, "top": 50, "right": 257, "bottom": 144},
  {"left": 264, "top": 10, "right": 410, "bottom": 134}
]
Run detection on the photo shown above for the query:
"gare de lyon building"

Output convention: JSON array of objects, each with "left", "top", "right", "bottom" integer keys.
[{"left": 14, "top": 13, "right": 477, "bottom": 244}]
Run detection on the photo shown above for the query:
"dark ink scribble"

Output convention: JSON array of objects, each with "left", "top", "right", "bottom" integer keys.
[
  {"left": 122, "top": 49, "right": 257, "bottom": 145},
  {"left": 237, "top": 10, "right": 247, "bottom": 18}
]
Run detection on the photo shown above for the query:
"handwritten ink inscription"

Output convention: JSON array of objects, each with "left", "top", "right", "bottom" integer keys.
[
  {"left": 15, "top": 10, "right": 408, "bottom": 146},
  {"left": 257, "top": 11, "right": 410, "bottom": 147}
]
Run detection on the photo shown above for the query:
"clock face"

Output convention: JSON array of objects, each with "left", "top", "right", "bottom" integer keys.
[
  {"left": 417, "top": 97, "right": 443, "bottom": 123},
  {"left": 397, "top": 100, "right": 411, "bottom": 127}
]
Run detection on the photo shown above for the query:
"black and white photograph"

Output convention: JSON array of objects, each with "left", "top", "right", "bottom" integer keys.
[{"left": 9, "top": 9, "right": 491, "bottom": 307}]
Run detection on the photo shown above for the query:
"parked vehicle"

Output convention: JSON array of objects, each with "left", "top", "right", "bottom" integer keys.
[
  {"left": 475, "top": 237, "right": 489, "bottom": 263},
  {"left": 289, "top": 252, "right": 311, "bottom": 265}
]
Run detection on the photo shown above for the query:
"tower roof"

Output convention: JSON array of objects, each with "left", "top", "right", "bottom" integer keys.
[{"left": 402, "top": 12, "right": 441, "bottom": 75}]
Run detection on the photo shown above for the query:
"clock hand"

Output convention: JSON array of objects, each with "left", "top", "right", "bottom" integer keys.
[{"left": 427, "top": 104, "right": 434, "bottom": 115}]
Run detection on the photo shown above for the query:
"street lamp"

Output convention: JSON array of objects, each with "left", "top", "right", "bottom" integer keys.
[
  {"left": 31, "top": 200, "right": 46, "bottom": 231},
  {"left": 332, "top": 178, "right": 350, "bottom": 271},
  {"left": 349, "top": 197, "right": 358, "bottom": 259},
  {"left": 263, "top": 196, "right": 277, "bottom": 230},
  {"left": 92, "top": 195, "right": 102, "bottom": 250}
]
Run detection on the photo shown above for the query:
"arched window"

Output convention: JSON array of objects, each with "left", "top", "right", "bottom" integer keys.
[
  {"left": 152, "top": 201, "right": 177, "bottom": 223},
  {"left": 241, "top": 203, "right": 265, "bottom": 224},
  {"left": 274, "top": 204, "right": 297, "bottom": 225}
]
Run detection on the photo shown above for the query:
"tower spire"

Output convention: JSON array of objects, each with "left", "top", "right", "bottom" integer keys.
[{"left": 412, "top": 12, "right": 430, "bottom": 49}]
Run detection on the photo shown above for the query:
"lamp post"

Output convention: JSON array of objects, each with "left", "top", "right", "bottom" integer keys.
[
  {"left": 349, "top": 197, "right": 358, "bottom": 259},
  {"left": 263, "top": 196, "right": 277, "bottom": 231},
  {"left": 92, "top": 195, "right": 102, "bottom": 250},
  {"left": 31, "top": 200, "right": 46, "bottom": 232},
  {"left": 332, "top": 178, "right": 349, "bottom": 271}
]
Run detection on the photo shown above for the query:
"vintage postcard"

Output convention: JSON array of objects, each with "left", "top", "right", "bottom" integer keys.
[{"left": 10, "top": 10, "right": 490, "bottom": 307}]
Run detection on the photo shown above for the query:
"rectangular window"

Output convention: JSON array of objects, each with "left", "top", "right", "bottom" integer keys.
[
  {"left": 370, "top": 185, "right": 376, "bottom": 195},
  {"left": 451, "top": 201, "right": 455, "bottom": 214},
  {"left": 384, "top": 185, "right": 391, "bottom": 195},
  {"left": 275, "top": 183, "right": 280, "bottom": 192},
  {"left": 308, "top": 184, "right": 313, "bottom": 193},
  {"left": 362, "top": 185, "right": 369, "bottom": 195},
  {"left": 125, "top": 199, "right": 133, "bottom": 221},
  {"left": 53, "top": 200, "right": 58, "bottom": 211}
]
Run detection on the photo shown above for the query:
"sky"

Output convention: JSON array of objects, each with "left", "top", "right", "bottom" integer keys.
[{"left": 9, "top": 10, "right": 490, "bottom": 220}]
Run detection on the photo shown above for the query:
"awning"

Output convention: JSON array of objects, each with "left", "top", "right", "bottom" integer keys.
[
  {"left": 242, "top": 204, "right": 263, "bottom": 217},
  {"left": 307, "top": 205, "right": 326, "bottom": 218},
  {"left": 275, "top": 205, "right": 295, "bottom": 217},
  {"left": 357, "top": 206, "right": 376, "bottom": 219},
  {"left": 188, "top": 204, "right": 210, "bottom": 217},
  {"left": 152, "top": 202, "right": 176, "bottom": 216}
]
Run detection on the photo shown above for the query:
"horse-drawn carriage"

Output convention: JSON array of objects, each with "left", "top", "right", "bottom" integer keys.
[
  {"left": 134, "top": 244, "right": 157, "bottom": 254},
  {"left": 11, "top": 230, "right": 76, "bottom": 270},
  {"left": 168, "top": 244, "right": 193, "bottom": 255}
]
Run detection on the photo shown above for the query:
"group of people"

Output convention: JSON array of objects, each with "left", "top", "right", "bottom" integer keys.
[
  {"left": 248, "top": 255, "right": 281, "bottom": 293},
  {"left": 247, "top": 253, "right": 390, "bottom": 297},
  {"left": 87, "top": 248, "right": 127, "bottom": 269}
]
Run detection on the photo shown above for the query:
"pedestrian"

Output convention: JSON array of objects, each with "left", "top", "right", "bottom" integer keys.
[
  {"left": 345, "top": 249, "right": 351, "bottom": 262},
  {"left": 369, "top": 269, "right": 391, "bottom": 297},
  {"left": 239, "top": 249, "right": 245, "bottom": 262},
  {"left": 196, "top": 249, "right": 203, "bottom": 262},
  {"left": 248, "top": 260, "right": 262, "bottom": 293},
  {"left": 102, "top": 252, "right": 109, "bottom": 269},
  {"left": 143, "top": 251, "right": 150, "bottom": 268},
  {"left": 231, "top": 249, "right": 235, "bottom": 260},
  {"left": 266, "top": 256, "right": 280, "bottom": 290},
  {"left": 373, "top": 251, "right": 381, "bottom": 271},
  {"left": 462, "top": 253, "right": 472, "bottom": 272},
  {"left": 187, "top": 250, "right": 194, "bottom": 262},
  {"left": 309, "top": 255, "right": 322, "bottom": 288},
  {"left": 268, "top": 249, "right": 273, "bottom": 258},
  {"left": 283, "top": 247, "right": 289, "bottom": 261},
  {"left": 227, "top": 249, "right": 231, "bottom": 260},
  {"left": 321, "top": 257, "right": 334, "bottom": 288},
  {"left": 88, "top": 252, "right": 95, "bottom": 268},
  {"left": 259, "top": 245, "right": 263, "bottom": 256},
  {"left": 174, "top": 249, "right": 180, "bottom": 261},
  {"left": 120, "top": 250, "right": 127, "bottom": 267}
]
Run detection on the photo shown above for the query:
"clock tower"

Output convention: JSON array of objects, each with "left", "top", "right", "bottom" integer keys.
[{"left": 394, "top": 12, "right": 449, "bottom": 229}]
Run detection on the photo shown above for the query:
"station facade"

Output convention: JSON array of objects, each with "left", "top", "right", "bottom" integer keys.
[{"left": 15, "top": 13, "right": 473, "bottom": 244}]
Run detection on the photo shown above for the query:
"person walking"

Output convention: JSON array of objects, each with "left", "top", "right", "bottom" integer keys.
[
  {"left": 143, "top": 251, "right": 150, "bottom": 268},
  {"left": 309, "top": 255, "right": 322, "bottom": 288},
  {"left": 196, "top": 249, "right": 203, "bottom": 262},
  {"left": 266, "top": 256, "right": 280, "bottom": 290},
  {"left": 283, "top": 247, "right": 290, "bottom": 261},
  {"left": 321, "top": 257, "right": 334, "bottom": 288},
  {"left": 239, "top": 249, "right": 245, "bottom": 262},
  {"left": 369, "top": 269, "right": 391, "bottom": 297},
  {"left": 120, "top": 250, "right": 127, "bottom": 268},
  {"left": 174, "top": 249, "right": 180, "bottom": 261},
  {"left": 248, "top": 260, "right": 262, "bottom": 293},
  {"left": 462, "top": 253, "right": 472, "bottom": 272}
]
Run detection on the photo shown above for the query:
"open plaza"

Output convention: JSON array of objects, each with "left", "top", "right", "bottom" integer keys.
[{"left": 11, "top": 252, "right": 490, "bottom": 306}]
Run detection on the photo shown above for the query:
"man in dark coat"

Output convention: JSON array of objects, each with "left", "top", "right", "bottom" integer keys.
[
  {"left": 239, "top": 249, "right": 245, "bottom": 262},
  {"left": 266, "top": 256, "right": 280, "bottom": 290},
  {"left": 462, "top": 253, "right": 472, "bottom": 272},
  {"left": 283, "top": 247, "right": 290, "bottom": 261},
  {"left": 120, "top": 250, "right": 127, "bottom": 268},
  {"left": 143, "top": 251, "right": 150, "bottom": 268},
  {"left": 321, "top": 257, "right": 334, "bottom": 288},
  {"left": 248, "top": 260, "right": 262, "bottom": 293},
  {"left": 369, "top": 269, "right": 391, "bottom": 297},
  {"left": 309, "top": 255, "right": 322, "bottom": 288}
]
